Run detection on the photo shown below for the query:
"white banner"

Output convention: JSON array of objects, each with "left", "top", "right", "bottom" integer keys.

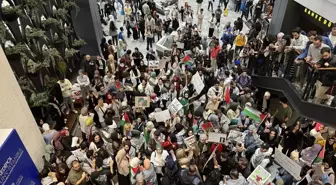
[
  {"left": 148, "top": 60, "right": 160, "bottom": 69},
  {"left": 227, "top": 130, "right": 246, "bottom": 143},
  {"left": 154, "top": 109, "right": 171, "bottom": 122},
  {"left": 208, "top": 132, "right": 227, "bottom": 143},
  {"left": 167, "top": 98, "right": 183, "bottom": 114},
  {"left": 274, "top": 149, "right": 302, "bottom": 180},
  {"left": 191, "top": 72, "right": 205, "bottom": 94},
  {"left": 247, "top": 165, "right": 271, "bottom": 185}
]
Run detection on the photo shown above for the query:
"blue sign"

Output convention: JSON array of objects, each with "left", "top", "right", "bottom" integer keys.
[{"left": 0, "top": 129, "right": 41, "bottom": 185}]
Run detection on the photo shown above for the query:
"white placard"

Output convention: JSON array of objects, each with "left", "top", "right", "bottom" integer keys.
[
  {"left": 274, "top": 149, "right": 302, "bottom": 180},
  {"left": 176, "top": 42, "right": 184, "bottom": 49},
  {"left": 154, "top": 109, "right": 171, "bottom": 122},
  {"left": 208, "top": 132, "right": 227, "bottom": 143},
  {"left": 148, "top": 60, "right": 159, "bottom": 69},
  {"left": 191, "top": 72, "right": 205, "bottom": 94},
  {"left": 247, "top": 165, "right": 271, "bottom": 185},
  {"left": 184, "top": 135, "right": 196, "bottom": 148},
  {"left": 184, "top": 50, "right": 192, "bottom": 55},
  {"left": 167, "top": 98, "right": 183, "bottom": 114},
  {"left": 227, "top": 130, "right": 246, "bottom": 143}
]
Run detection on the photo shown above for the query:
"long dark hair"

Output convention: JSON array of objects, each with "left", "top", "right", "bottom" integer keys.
[
  {"left": 92, "top": 133, "right": 104, "bottom": 148},
  {"left": 110, "top": 20, "right": 117, "bottom": 31},
  {"left": 56, "top": 163, "right": 69, "bottom": 182}
]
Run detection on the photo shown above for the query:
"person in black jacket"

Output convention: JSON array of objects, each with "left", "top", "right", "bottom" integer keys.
[
  {"left": 216, "top": 44, "right": 228, "bottom": 69},
  {"left": 234, "top": 17, "right": 243, "bottom": 32},
  {"left": 83, "top": 55, "right": 96, "bottom": 80},
  {"left": 314, "top": 47, "right": 336, "bottom": 104},
  {"left": 47, "top": 96, "right": 66, "bottom": 131},
  {"left": 90, "top": 157, "right": 113, "bottom": 185},
  {"left": 132, "top": 47, "right": 144, "bottom": 67},
  {"left": 282, "top": 122, "right": 304, "bottom": 157},
  {"left": 162, "top": 153, "right": 180, "bottom": 185},
  {"left": 260, "top": 128, "right": 279, "bottom": 153},
  {"left": 253, "top": 0, "right": 263, "bottom": 23}
]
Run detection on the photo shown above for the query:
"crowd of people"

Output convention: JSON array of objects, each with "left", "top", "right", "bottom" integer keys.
[{"left": 38, "top": 0, "right": 336, "bottom": 185}]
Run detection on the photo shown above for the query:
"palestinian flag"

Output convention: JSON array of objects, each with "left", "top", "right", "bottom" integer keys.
[
  {"left": 201, "top": 122, "right": 213, "bottom": 131},
  {"left": 242, "top": 106, "right": 266, "bottom": 123},
  {"left": 120, "top": 112, "right": 130, "bottom": 127},
  {"left": 224, "top": 86, "right": 231, "bottom": 104},
  {"left": 182, "top": 55, "right": 193, "bottom": 66}
]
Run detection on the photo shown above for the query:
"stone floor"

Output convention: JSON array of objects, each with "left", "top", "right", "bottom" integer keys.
[{"left": 102, "top": 0, "right": 249, "bottom": 58}]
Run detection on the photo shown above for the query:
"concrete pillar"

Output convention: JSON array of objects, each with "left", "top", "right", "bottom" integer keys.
[
  {"left": 0, "top": 46, "right": 45, "bottom": 170},
  {"left": 269, "top": 0, "right": 300, "bottom": 35},
  {"left": 72, "top": 0, "right": 103, "bottom": 55}
]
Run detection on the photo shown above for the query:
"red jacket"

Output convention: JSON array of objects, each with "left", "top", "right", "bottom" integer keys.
[{"left": 210, "top": 46, "right": 221, "bottom": 59}]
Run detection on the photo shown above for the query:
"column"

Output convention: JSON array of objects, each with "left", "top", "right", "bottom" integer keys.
[{"left": 0, "top": 46, "right": 45, "bottom": 170}]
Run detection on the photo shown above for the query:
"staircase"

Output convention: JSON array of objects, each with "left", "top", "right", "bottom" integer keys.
[{"left": 251, "top": 75, "right": 336, "bottom": 126}]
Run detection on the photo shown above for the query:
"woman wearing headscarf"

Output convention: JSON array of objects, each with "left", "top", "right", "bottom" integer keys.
[
  {"left": 78, "top": 107, "right": 90, "bottom": 141},
  {"left": 176, "top": 148, "right": 194, "bottom": 167},
  {"left": 42, "top": 123, "right": 58, "bottom": 145},
  {"left": 130, "top": 157, "right": 141, "bottom": 185},
  {"left": 115, "top": 140, "right": 132, "bottom": 185},
  {"left": 85, "top": 117, "right": 98, "bottom": 143},
  {"left": 257, "top": 91, "right": 271, "bottom": 113}
]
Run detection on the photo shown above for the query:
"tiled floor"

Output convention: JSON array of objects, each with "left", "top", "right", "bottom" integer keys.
[{"left": 102, "top": 0, "right": 249, "bottom": 58}]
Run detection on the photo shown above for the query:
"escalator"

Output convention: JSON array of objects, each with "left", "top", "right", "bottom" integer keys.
[{"left": 251, "top": 75, "right": 336, "bottom": 126}]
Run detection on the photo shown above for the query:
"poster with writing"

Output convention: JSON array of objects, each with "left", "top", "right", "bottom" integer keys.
[
  {"left": 227, "top": 130, "right": 246, "bottom": 143},
  {"left": 154, "top": 109, "right": 171, "bottom": 122},
  {"left": 191, "top": 72, "right": 205, "bottom": 94},
  {"left": 208, "top": 132, "right": 227, "bottom": 143},
  {"left": 184, "top": 135, "right": 196, "bottom": 148},
  {"left": 247, "top": 165, "right": 271, "bottom": 185},
  {"left": 0, "top": 129, "right": 40, "bottom": 185},
  {"left": 168, "top": 98, "right": 183, "bottom": 114},
  {"left": 274, "top": 149, "right": 302, "bottom": 180},
  {"left": 176, "top": 42, "right": 184, "bottom": 49},
  {"left": 148, "top": 60, "right": 160, "bottom": 69},
  {"left": 135, "top": 96, "right": 150, "bottom": 108}
]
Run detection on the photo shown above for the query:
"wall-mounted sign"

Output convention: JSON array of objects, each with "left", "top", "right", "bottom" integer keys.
[{"left": 304, "top": 8, "right": 334, "bottom": 27}]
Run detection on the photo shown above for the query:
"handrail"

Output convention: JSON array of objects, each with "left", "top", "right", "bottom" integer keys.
[{"left": 251, "top": 75, "right": 336, "bottom": 126}]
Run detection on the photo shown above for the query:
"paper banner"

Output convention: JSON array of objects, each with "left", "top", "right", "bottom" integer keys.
[
  {"left": 227, "top": 130, "right": 246, "bottom": 144},
  {"left": 154, "top": 109, "right": 171, "bottom": 122},
  {"left": 148, "top": 60, "right": 160, "bottom": 69},
  {"left": 208, "top": 132, "right": 227, "bottom": 143},
  {"left": 274, "top": 149, "right": 302, "bottom": 180},
  {"left": 191, "top": 72, "right": 205, "bottom": 94},
  {"left": 167, "top": 98, "right": 183, "bottom": 114},
  {"left": 247, "top": 165, "right": 271, "bottom": 185}
]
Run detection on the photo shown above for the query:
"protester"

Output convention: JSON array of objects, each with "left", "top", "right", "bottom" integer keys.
[{"left": 38, "top": 1, "right": 336, "bottom": 185}]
